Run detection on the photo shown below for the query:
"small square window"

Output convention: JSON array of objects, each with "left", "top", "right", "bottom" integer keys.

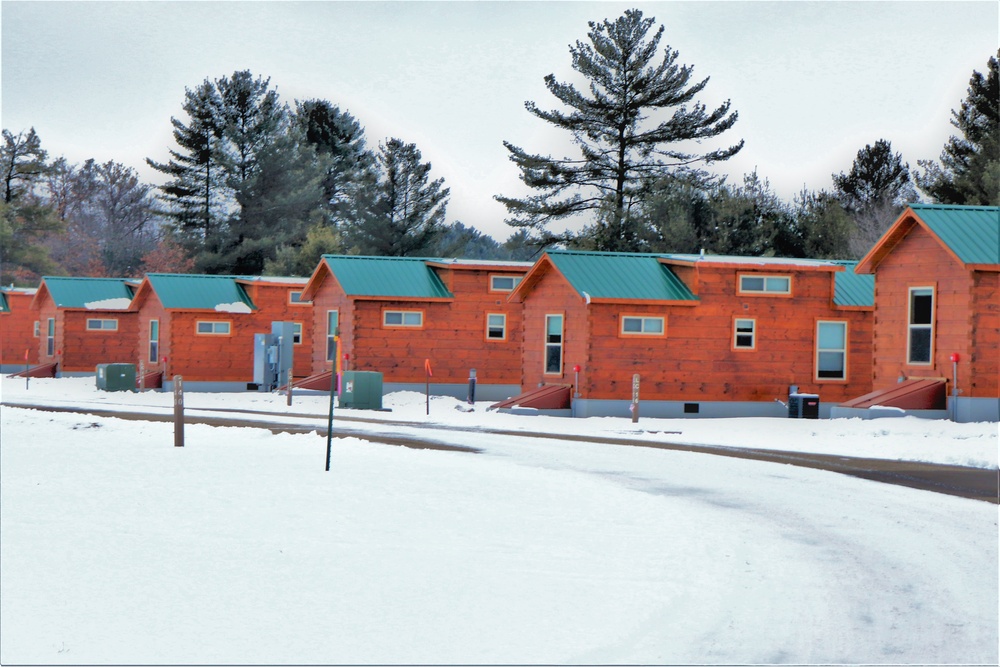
[
  {"left": 734, "top": 318, "right": 756, "bottom": 349},
  {"left": 487, "top": 313, "right": 506, "bottom": 340}
]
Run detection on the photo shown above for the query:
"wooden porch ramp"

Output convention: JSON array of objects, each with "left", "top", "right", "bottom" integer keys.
[
  {"left": 490, "top": 384, "right": 572, "bottom": 411},
  {"left": 839, "top": 378, "right": 947, "bottom": 410},
  {"left": 7, "top": 362, "right": 58, "bottom": 378},
  {"left": 290, "top": 370, "right": 334, "bottom": 392}
]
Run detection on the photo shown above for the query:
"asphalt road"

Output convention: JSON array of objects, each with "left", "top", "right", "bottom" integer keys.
[{"left": 5, "top": 401, "right": 997, "bottom": 504}]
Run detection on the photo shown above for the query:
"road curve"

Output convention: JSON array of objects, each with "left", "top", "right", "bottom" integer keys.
[{"left": 4, "top": 401, "right": 997, "bottom": 503}]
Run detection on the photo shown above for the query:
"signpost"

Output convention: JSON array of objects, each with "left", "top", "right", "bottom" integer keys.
[
  {"left": 173, "top": 376, "right": 184, "bottom": 447},
  {"left": 424, "top": 359, "right": 433, "bottom": 415},
  {"left": 631, "top": 373, "right": 640, "bottom": 423}
]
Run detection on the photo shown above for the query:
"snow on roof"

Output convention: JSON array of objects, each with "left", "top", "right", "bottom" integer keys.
[{"left": 84, "top": 297, "right": 133, "bottom": 310}]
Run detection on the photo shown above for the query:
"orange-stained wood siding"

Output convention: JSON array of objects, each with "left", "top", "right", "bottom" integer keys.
[
  {"left": 871, "top": 224, "right": 998, "bottom": 399},
  {"left": 60, "top": 311, "right": 139, "bottom": 372},
  {"left": 520, "top": 263, "right": 872, "bottom": 405},
  {"left": 0, "top": 292, "right": 39, "bottom": 365}
]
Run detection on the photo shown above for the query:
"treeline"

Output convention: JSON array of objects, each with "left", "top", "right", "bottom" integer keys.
[{"left": 1, "top": 10, "right": 996, "bottom": 285}]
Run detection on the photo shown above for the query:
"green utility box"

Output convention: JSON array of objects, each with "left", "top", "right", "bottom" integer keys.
[
  {"left": 96, "top": 363, "right": 136, "bottom": 392},
  {"left": 339, "top": 371, "right": 383, "bottom": 410}
]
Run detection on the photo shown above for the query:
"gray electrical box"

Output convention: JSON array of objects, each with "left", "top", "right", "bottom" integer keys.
[
  {"left": 252, "top": 321, "right": 295, "bottom": 391},
  {"left": 339, "top": 371, "right": 383, "bottom": 410},
  {"left": 96, "top": 363, "right": 136, "bottom": 392}
]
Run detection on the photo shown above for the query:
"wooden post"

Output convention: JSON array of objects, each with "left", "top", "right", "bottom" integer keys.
[
  {"left": 286, "top": 368, "right": 293, "bottom": 406},
  {"left": 173, "top": 376, "right": 184, "bottom": 447},
  {"left": 424, "top": 358, "right": 432, "bottom": 416},
  {"left": 631, "top": 373, "right": 640, "bottom": 423}
]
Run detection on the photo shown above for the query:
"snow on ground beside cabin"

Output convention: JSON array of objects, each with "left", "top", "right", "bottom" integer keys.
[
  {"left": 2, "top": 377, "right": 997, "bottom": 469},
  {"left": 0, "top": 378, "right": 997, "bottom": 664}
]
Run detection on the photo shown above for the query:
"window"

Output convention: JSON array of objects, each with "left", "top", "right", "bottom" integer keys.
[
  {"left": 544, "top": 314, "right": 563, "bottom": 375},
  {"left": 149, "top": 320, "right": 159, "bottom": 364},
  {"left": 739, "top": 274, "right": 791, "bottom": 295},
  {"left": 293, "top": 322, "right": 303, "bottom": 345},
  {"left": 46, "top": 318, "right": 55, "bottom": 356},
  {"left": 908, "top": 287, "right": 934, "bottom": 365},
  {"left": 816, "top": 320, "right": 847, "bottom": 380},
  {"left": 383, "top": 310, "right": 423, "bottom": 328},
  {"left": 289, "top": 291, "right": 308, "bottom": 305},
  {"left": 490, "top": 275, "right": 523, "bottom": 292},
  {"left": 621, "top": 316, "right": 664, "bottom": 336},
  {"left": 86, "top": 318, "right": 118, "bottom": 331},
  {"left": 196, "top": 321, "right": 231, "bottom": 335},
  {"left": 733, "top": 318, "right": 756, "bottom": 349},
  {"left": 326, "top": 311, "right": 339, "bottom": 362},
  {"left": 486, "top": 313, "right": 507, "bottom": 340},
  {"left": 33, "top": 321, "right": 40, "bottom": 338}
]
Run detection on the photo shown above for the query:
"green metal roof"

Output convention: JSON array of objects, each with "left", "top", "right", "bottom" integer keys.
[
  {"left": 831, "top": 261, "right": 875, "bottom": 307},
  {"left": 909, "top": 204, "right": 1000, "bottom": 265},
  {"left": 146, "top": 274, "right": 256, "bottom": 310},
  {"left": 322, "top": 256, "right": 453, "bottom": 299},
  {"left": 41, "top": 277, "right": 135, "bottom": 308},
  {"left": 545, "top": 250, "right": 698, "bottom": 302}
]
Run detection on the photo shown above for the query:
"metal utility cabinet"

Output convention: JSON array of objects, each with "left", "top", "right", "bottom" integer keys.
[
  {"left": 96, "top": 363, "right": 136, "bottom": 392},
  {"left": 339, "top": 371, "right": 383, "bottom": 410}
]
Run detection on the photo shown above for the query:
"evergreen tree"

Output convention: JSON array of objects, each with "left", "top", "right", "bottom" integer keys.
[
  {"left": 346, "top": 138, "right": 449, "bottom": 256},
  {"left": 495, "top": 9, "right": 743, "bottom": 251},
  {"left": 833, "top": 139, "right": 917, "bottom": 256},
  {"left": 708, "top": 171, "right": 790, "bottom": 257},
  {"left": 916, "top": 50, "right": 1000, "bottom": 205},
  {"left": 636, "top": 169, "right": 720, "bottom": 253},
  {"left": 0, "top": 128, "right": 62, "bottom": 283},
  {"left": 790, "top": 189, "right": 854, "bottom": 259},
  {"left": 147, "top": 80, "right": 227, "bottom": 245}
]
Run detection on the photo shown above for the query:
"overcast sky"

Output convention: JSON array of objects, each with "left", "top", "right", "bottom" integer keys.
[{"left": 3, "top": 1, "right": 997, "bottom": 242}]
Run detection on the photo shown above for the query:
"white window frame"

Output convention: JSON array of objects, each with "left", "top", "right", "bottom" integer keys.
[
  {"left": 86, "top": 318, "right": 118, "bottom": 331},
  {"left": 490, "top": 275, "right": 523, "bottom": 292},
  {"left": 620, "top": 315, "right": 665, "bottom": 336},
  {"left": 289, "top": 291, "right": 308, "bottom": 305},
  {"left": 196, "top": 321, "right": 231, "bottom": 335},
  {"left": 486, "top": 313, "right": 507, "bottom": 341},
  {"left": 739, "top": 274, "right": 791, "bottom": 295},
  {"left": 544, "top": 313, "right": 564, "bottom": 375},
  {"left": 46, "top": 318, "right": 55, "bottom": 356},
  {"left": 148, "top": 319, "right": 159, "bottom": 364},
  {"left": 383, "top": 310, "right": 423, "bottom": 328},
  {"left": 816, "top": 320, "right": 848, "bottom": 381},
  {"left": 33, "top": 321, "right": 40, "bottom": 338},
  {"left": 733, "top": 318, "right": 756, "bottom": 350},
  {"left": 293, "top": 322, "right": 303, "bottom": 345},
  {"left": 907, "top": 286, "right": 935, "bottom": 366}
]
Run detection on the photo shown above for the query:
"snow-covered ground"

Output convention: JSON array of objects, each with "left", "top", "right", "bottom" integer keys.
[{"left": 1, "top": 377, "right": 997, "bottom": 664}]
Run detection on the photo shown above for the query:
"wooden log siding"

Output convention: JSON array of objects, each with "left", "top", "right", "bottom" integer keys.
[
  {"left": 521, "top": 262, "right": 872, "bottom": 404},
  {"left": 60, "top": 310, "right": 139, "bottom": 372},
  {"left": 870, "top": 225, "right": 971, "bottom": 392},
  {"left": 308, "top": 278, "right": 353, "bottom": 374},
  {"left": 0, "top": 292, "right": 39, "bottom": 365},
  {"left": 970, "top": 271, "right": 999, "bottom": 398},
  {"left": 139, "top": 293, "right": 170, "bottom": 373}
]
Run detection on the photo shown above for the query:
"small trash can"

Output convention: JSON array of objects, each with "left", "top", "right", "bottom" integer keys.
[
  {"left": 96, "top": 363, "right": 136, "bottom": 392},
  {"left": 788, "top": 392, "right": 819, "bottom": 419}
]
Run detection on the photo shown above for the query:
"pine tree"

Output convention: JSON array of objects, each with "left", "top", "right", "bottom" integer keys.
[
  {"left": 146, "top": 80, "right": 227, "bottom": 245},
  {"left": 346, "top": 138, "right": 449, "bottom": 256},
  {"left": 916, "top": 50, "right": 999, "bottom": 205},
  {"left": 833, "top": 139, "right": 917, "bottom": 256},
  {"left": 495, "top": 9, "right": 743, "bottom": 251}
]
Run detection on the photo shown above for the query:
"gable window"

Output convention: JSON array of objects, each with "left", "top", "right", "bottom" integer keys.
[
  {"left": 908, "top": 287, "right": 934, "bottom": 365},
  {"left": 486, "top": 313, "right": 507, "bottom": 341},
  {"left": 816, "top": 320, "right": 847, "bottom": 380},
  {"left": 490, "top": 275, "right": 523, "bottom": 292},
  {"left": 46, "top": 318, "right": 55, "bottom": 356},
  {"left": 545, "top": 314, "right": 563, "bottom": 375},
  {"left": 739, "top": 274, "right": 791, "bottom": 295},
  {"left": 196, "top": 321, "right": 231, "bottom": 335},
  {"left": 734, "top": 318, "right": 756, "bottom": 349},
  {"left": 86, "top": 318, "right": 118, "bottom": 331},
  {"left": 383, "top": 310, "right": 423, "bottom": 328},
  {"left": 149, "top": 320, "right": 159, "bottom": 364},
  {"left": 326, "top": 311, "right": 339, "bottom": 362},
  {"left": 621, "top": 315, "right": 664, "bottom": 336}
]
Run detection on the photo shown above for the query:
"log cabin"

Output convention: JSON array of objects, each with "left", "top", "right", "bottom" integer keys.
[
  {"left": 853, "top": 204, "right": 999, "bottom": 422},
  {"left": 130, "top": 273, "right": 311, "bottom": 391},
  {"left": 29, "top": 277, "right": 139, "bottom": 375},
  {"left": 300, "top": 255, "right": 532, "bottom": 400},
  {"left": 508, "top": 249, "right": 874, "bottom": 418},
  {"left": 0, "top": 287, "right": 39, "bottom": 372}
]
